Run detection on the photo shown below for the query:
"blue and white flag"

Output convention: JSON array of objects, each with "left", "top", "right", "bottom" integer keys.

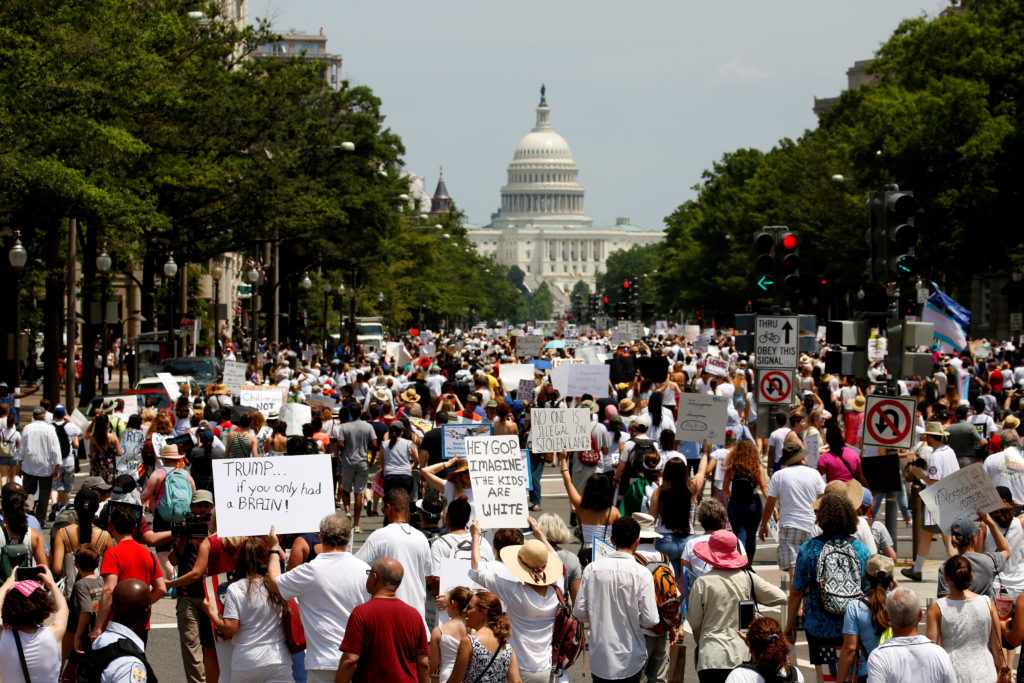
[
  {"left": 928, "top": 282, "right": 972, "bottom": 330},
  {"left": 922, "top": 301, "right": 967, "bottom": 353}
]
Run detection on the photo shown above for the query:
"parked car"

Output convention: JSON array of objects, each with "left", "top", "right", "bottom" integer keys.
[
  {"left": 82, "top": 387, "right": 173, "bottom": 418},
  {"left": 156, "top": 357, "right": 222, "bottom": 393},
  {"left": 135, "top": 375, "right": 200, "bottom": 399}
]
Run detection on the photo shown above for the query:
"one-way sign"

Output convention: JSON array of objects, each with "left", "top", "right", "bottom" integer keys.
[{"left": 755, "top": 315, "right": 799, "bottom": 369}]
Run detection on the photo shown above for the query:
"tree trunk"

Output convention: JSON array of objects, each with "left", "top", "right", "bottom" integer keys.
[
  {"left": 79, "top": 227, "right": 98, "bottom": 406},
  {"left": 43, "top": 218, "right": 63, "bottom": 407}
]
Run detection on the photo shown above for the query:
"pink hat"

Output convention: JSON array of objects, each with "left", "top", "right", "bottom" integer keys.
[{"left": 693, "top": 530, "right": 747, "bottom": 570}]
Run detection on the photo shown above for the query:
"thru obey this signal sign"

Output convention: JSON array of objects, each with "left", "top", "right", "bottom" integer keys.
[
  {"left": 863, "top": 395, "right": 917, "bottom": 449},
  {"left": 756, "top": 370, "right": 794, "bottom": 405}
]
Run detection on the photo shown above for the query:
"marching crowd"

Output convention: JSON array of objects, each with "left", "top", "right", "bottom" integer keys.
[{"left": 0, "top": 328, "right": 1023, "bottom": 683}]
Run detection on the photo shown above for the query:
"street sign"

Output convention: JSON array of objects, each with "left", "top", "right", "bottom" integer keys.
[
  {"left": 754, "top": 315, "right": 798, "bottom": 369},
  {"left": 1012, "top": 312, "right": 1023, "bottom": 332},
  {"left": 179, "top": 317, "right": 195, "bottom": 330},
  {"left": 863, "top": 395, "right": 917, "bottom": 449},
  {"left": 756, "top": 369, "right": 794, "bottom": 405},
  {"left": 236, "top": 284, "right": 252, "bottom": 295}
]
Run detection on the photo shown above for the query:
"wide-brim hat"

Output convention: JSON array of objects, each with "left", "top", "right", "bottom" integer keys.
[
  {"left": 372, "top": 388, "right": 391, "bottom": 402},
  {"left": 400, "top": 388, "right": 421, "bottom": 404},
  {"left": 578, "top": 399, "right": 598, "bottom": 414},
  {"left": 693, "top": 530, "right": 747, "bottom": 570},
  {"left": 500, "top": 540, "right": 563, "bottom": 586},
  {"left": 780, "top": 441, "right": 808, "bottom": 467},
  {"left": 212, "top": 383, "right": 229, "bottom": 395},
  {"left": 1004, "top": 415, "right": 1021, "bottom": 431},
  {"left": 160, "top": 444, "right": 184, "bottom": 460},
  {"left": 923, "top": 421, "right": 949, "bottom": 438},
  {"left": 619, "top": 398, "right": 635, "bottom": 413},
  {"left": 852, "top": 396, "right": 866, "bottom": 412},
  {"left": 814, "top": 478, "right": 864, "bottom": 511},
  {"left": 632, "top": 512, "right": 662, "bottom": 540},
  {"left": 447, "top": 458, "right": 469, "bottom": 476}
]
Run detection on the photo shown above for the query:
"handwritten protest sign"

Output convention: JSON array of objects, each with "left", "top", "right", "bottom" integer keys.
[
  {"left": 222, "top": 361, "right": 248, "bottom": 396},
  {"left": 551, "top": 363, "right": 610, "bottom": 398},
  {"left": 308, "top": 394, "right": 337, "bottom": 413},
  {"left": 387, "top": 341, "right": 412, "bottom": 368},
  {"left": 577, "top": 345, "right": 603, "bottom": 365},
  {"left": 420, "top": 343, "right": 436, "bottom": 358},
  {"left": 518, "top": 335, "right": 544, "bottom": 357},
  {"left": 918, "top": 463, "right": 1004, "bottom": 534},
  {"left": 442, "top": 423, "right": 493, "bottom": 459},
  {"left": 498, "top": 363, "right": 535, "bottom": 393},
  {"left": 156, "top": 372, "right": 181, "bottom": 403},
  {"left": 465, "top": 434, "right": 529, "bottom": 529},
  {"left": 518, "top": 379, "right": 536, "bottom": 403},
  {"left": 704, "top": 356, "right": 729, "bottom": 378},
  {"left": 438, "top": 558, "right": 484, "bottom": 596},
  {"left": 552, "top": 358, "right": 585, "bottom": 367},
  {"left": 212, "top": 455, "right": 334, "bottom": 536},
  {"left": 531, "top": 408, "right": 591, "bottom": 453},
  {"left": 611, "top": 331, "right": 632, "bottom": 347},
  {"left": 675, "top": 393, "right": 729, "bottom": 444},
  {"left": 683, "top": 325, "right": 701, "bottom": 342},
  {"left": 277, "top": 403, "right": 312, "bottom": 437},
  {"left": 239, "top": 384, "right": 285, "bottom": 418}
]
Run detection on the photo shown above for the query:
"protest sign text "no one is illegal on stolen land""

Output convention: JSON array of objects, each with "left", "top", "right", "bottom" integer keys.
[{"left": 530, "top": 408, "right": 591, "bottom": 453}]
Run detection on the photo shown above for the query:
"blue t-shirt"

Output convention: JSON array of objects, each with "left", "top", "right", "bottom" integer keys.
[
  {"left": 793, "top": 535, "right": 871, "bottom": 639},
  {"left": 842, "top": 598, "right": 885, "bottom": 677}
]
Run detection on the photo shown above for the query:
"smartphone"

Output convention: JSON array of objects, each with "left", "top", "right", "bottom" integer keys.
[
  {"left": 14, "top": 566, "right": 44, "bottom": 582},
  {"left": 738, "top": 600, "right": 756, "bottom": 634}
]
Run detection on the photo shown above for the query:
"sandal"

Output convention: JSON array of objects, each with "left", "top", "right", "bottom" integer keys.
[{"left": 529, "top": 504, "right": 542, "bottom": 512}]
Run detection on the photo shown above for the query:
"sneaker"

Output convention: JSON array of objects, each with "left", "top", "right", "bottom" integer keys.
[
  {"left": 352, "top": 526, "right": 362, "bottom": 534},
  {"left": 901, "top": 567, "right": 923, "bottom": 582}
]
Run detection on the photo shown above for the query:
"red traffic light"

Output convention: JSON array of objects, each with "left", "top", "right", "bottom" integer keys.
[
  {"left": 622, "top": 281, "right": 630, "bottom": 288},
  {"left": 782, "top": 233, "right": 799, "bottom": 250},
  {"left": 603, "top": 297, "right": 609, "bottom": 304},
  {"left": 820, "top": 279, "right": 827, "bottom": 286}
]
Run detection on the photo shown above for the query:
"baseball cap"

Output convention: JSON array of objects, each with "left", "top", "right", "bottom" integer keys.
[
  {"left": 111, "top": 474, "right": 138, "bottom": 496},
  {"left": 53, "top": 404, "right": 66, "bottom": 419},
  {"left": 865, "top": 554, "right": 895, "bottom": 581},
  {"left": 950, "top": 517, "right": 979, "bottom": 539},
  {"left": 192, "top": 490, "right": 214, "bottom": 505},
  {"left": 82, "top": 476, "right": 112, "bottom": 492}
]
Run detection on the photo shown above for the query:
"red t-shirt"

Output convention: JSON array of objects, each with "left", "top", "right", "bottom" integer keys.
[
  {"left": 100, "top": 538, "right": 162, "bottom": 628},
  {"left": 990, "top": 370, "right": 1004, "bottom": 392},
  {"left": 339, "top": 597, "right": 428, "bottom": 683}
]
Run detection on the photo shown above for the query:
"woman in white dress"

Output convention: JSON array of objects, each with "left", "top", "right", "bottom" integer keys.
[
  {"left": 926, "top": 554, "right": 1005, "bottom": 683},
  {"left": 430, "top": 586, "right": 471, "bottom": 683}
]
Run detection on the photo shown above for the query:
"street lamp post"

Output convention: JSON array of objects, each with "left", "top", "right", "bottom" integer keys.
[
  {"left": 211, "top": 262, "right": 224, "bottom": 358},
  {"left": 248, "top": 265, "right": 260, "bottom": 363},
  {"left": 323, "top": 281, "right": 332, "bottom": 351},
  {"left": 8, "top": 231, "right": 27, "bottom": 393},
  {"left": 96, "top": 245, "right": 112, "bottom": 394},
  {"left": 163, "top": 254, "right": 178, "bottom": 358}
]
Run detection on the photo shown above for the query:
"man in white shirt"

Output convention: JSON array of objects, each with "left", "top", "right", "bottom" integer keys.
[
  {"left": 632, "top": 513, "right": 676, "bottom": 683},
  {"left": 51, "top": 404, "right": 81, "bottom": 513},
  {"left": 355, "top": 488, "right": 431, "bottom": 620},
  {"left": 573, "top": 516, "right": 660, "bottom": 682},
  {"left": 984, "top": 428, "right": 1024, "bottom": 505},
  {"left": 903, "top": 422, "right": 959, "bottom": 581},
  {"left": 17, "top": 406, "right": 62, "bottom": 522},
  {"left": 765, "top": 412, "right": 791, "bottom": 471},
  {"left": 866, "top": 588, "right": 955, "bottom": 682},
  {"left": 268, "top": 514, "right": 369, "bottom": 683},
  {"left": 758, "top": 442, "right": 825, "bottom": 583}
]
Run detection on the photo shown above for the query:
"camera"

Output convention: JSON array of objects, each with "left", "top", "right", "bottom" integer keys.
[{"left": 173, "top": 513, "right": 211, "bottom": 539}]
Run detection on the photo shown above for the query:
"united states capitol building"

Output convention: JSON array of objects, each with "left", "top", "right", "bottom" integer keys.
[{"left": 462, "top": 88, "right": 663, "bottom": 308}]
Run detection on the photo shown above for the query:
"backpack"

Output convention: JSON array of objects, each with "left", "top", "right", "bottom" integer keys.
[
  {"left": 0, "top": 525, "right": 31, "bottom": 581},
  {"left": 550, "top": 585, "right": 585, "bottom": 674},
  {"left": 634, "top": 552, "right": 681, "bottom": 634},
  {"left": 578, "top": 435, "right": 601, "bottom": 467},
  {"left": 730, "top": 471, "right": 755, "bottom": 502},
  {"left": 75, "top": 636, "right": 158, "bottom": 683},
  {"left": 816, "top": 537, "right": 863, "bottom": 617},
  {"left": 286, "top": 435, "right": 319, "bottom": 455},
  {"left": 443, "top": 535, "right": 473, "bottom": 559},
  {"left": 55, "top": 421, "right": 72, "bottom": 461},
  {"left": 626, "top": 437, "right": 657, "bottom": 479},
  {"left": 924, "top": 378, "right": 941, "bottom": 405},
  {"left": 155, "top": 467, "right": 193, "bottom": 523}
]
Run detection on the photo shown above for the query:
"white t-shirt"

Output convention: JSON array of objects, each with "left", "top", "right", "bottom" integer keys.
[
  {"left": 275, "top": 551, "right": 370, "bottom": 671},
  {"left": 986, "top": 517, "right": 1024, "bottom": 595},
  {"left": 709, "top": 447, "right": 730, "bottom": 489},
  {"left": 725, "top": 665, "right": 805, "bottom": 683},
  {"left": 984, "top": 448, "right": 1024, "bottom": 507},
  {"left": 355, "top": 522, "right": 431, "bottom": 619},
  {"left": 927, "top": 445, "right": 959, "bottom": 482},
  {"left": 53, "top": 419, "right": 82, "bottom": 468},
  {"left": 854, "top": 516, "right": 878, "bottom": 554},
  {"left": 866, "top": 635, "right": 956, "bottom": 683},
  {"left": 222, "top": 578, "right": 289, "bottom": 670},
  {"left": 765, "top": 465, "right": 825, "bottom": 533},
  {"left": 767, "top": 427, "right": 791, "bottom": 466}
]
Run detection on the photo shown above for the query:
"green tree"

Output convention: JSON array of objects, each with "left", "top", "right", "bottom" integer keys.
[
  {"left": 597, "top": 244, "right": 661, "bottom": 304},
  {"left": 529, "top": 282, "right": 554, "bottom": 321}
]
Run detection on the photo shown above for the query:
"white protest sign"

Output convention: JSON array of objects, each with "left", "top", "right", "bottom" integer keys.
[
  {"left": 592, "top": 537, "right": 616, "bottom": 563},
  {"left": 577, "top": 345, "right": 602, "bottom": 365},
  {"left": 552, "top": 358, "right": 585, "bottom": 367},
  {"left": 238, "top": 384, "right": 285, "bottom": 418},
  {"left": 704, "top": 356, "right": 729, "bottom": 377},
  {"left": 918, "top": 463, "right": 1004, "bottom": 534},
  {"left": 465, "top": 434, "right": 529, "bottom": 529},
  {"left": 675, "top": 393, "right": 729, "bottom": 444},
  {"left": 610, "top": 331, "right": 632, "bottom": 347},
  {"left": 222, "top": 361, "right": 248, "bottom": 396},
  {"left": 438, "top": 558, "right": 484, "bottom": 596},
  {"left": 420, "top": 343, "right": 436, "bottom": 358},
  {"left": 566, "top": 363, "right": 610, "bottom": 397},
  {"left": 693, "top": 336, "right": 710, "bottom": 355},
  {"left": 69, "top": 409, "right": 91, "bottom": 433},
  {"left": 387, "top": 342, "right": 413, "bottom": 368},
  {"left": 518, "top": 335, "right": 544, "bottom": 357},
  {"left": 308, "top": 394, "right": 337, "bottom": 413},
  {"left": 867, "top": 337, "right": 888, "bottom": 362},
  {"left": 212, "top": 455, "right": 335, "bottom": 536},
  {"left": 156, "top": 372, "right": 181, "bottom": 403},
  {"left": 521, "top": 450, "right": 533, "bottom": 491},
  {"left": 278, "top": 403, "right": 312, "bottom": 437},
  {"left": 565, "top": 338, "right": 579, "bottom": 350},
  {"left": 518, "top": 379, "right": 536, "bottom": 403},
  {"left": 498, "top": 363, "right": 536, "bottom": 393},
  {"left": 683, "top": 325, "right": 701, "bottom": 342},
  {"left": 530, "top": 408, "right": 591, "bottom": 453}
]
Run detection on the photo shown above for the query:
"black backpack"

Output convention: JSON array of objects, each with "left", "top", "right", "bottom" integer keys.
[
  {"left": 731, "top": 471, "right": 756, "bottom": 501},
  {"left": 76, "top": 636, "right": 158, "bottom": 683},
  {"left": 286, "top": 435, "right": 320, "bottom": 455},
  {"left": 54, "top": 421, "right": 72, "bottom": 461},
  {"left": 626, "top": 437, "right": 657, "bottom": 479}
]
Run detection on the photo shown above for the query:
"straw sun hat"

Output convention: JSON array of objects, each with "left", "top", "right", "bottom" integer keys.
[{"left": 500, "top": 539, "right": 564, "bottom": 586}]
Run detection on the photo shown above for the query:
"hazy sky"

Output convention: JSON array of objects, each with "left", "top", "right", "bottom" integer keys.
[{"left": 264, "top": 1, "right": 945, "bottom": 230}]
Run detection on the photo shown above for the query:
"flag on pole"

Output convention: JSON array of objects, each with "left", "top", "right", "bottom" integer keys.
[
  {"left": 928, "top": 282, "right": 972, "bottom": 330},
  {"left": 203, "top": 572, "right": 233, "bottom": 643},
  {"left": 921, "top": 301, "right": 967, "bottom": 353}
]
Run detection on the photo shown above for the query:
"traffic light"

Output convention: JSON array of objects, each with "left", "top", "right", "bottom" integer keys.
[
  {"left": 615, "top": 300, "right": 628, "bottom": 320},
  {"left": 825, "top": 320, "right": 868, "bottom": 377},
  {"left": 603, "top": 296, "right": 610, "bottom": 314},
  {"left": 884, "top": 189, "right": 917, "bottom": 279},
  {"left": 780, "top": 231, "right": 800, "bottom": 293},
  {"left": 865, "top": 192, "right": 887, "bottom": 281},
  {"left": 886, "top": 320, "right": 934, "bottom": 378},
  {"left": 754, "top": 230, "right": 776, "bottom": 292},
  {"left": 641, "top": 301, "right": 655, "bottom": 321}
]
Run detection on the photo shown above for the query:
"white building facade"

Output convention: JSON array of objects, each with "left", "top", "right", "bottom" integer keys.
[{"left": 466, "top": 89, "right": 662, "bottom": 308}]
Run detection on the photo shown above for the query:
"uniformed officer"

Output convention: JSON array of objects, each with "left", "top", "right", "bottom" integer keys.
[{"left": 90, "top": 579, "right": 155, "bottom": 683}]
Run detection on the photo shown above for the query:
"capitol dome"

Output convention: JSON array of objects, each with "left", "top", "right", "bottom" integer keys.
[{"left": 491, "top": 86, "right": 592, "bottom": 229}]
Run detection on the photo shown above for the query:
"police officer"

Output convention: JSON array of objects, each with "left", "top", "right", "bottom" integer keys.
[{"left": 90, "top": 579, "right": 156, "bottom": 682}]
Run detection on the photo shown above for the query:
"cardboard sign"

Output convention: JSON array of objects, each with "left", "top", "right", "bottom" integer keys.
[
  {"left": 156, "top": 372, "right": 181, "bottom": 403},
  {"left": 683, "top": 325, "right": 701, "bottom": 342},
  {"left": 222, "top": 361, "right": 248, "bottom": 396},
  {"left": 442, "top": 423, "right": 493, "bottom": 459},
  {"left": 550, "top": 363, "right": 610, "bottom": 398},
  {"left": 238, "top": 384, "right": 285, "bottom": 418},
  {"left": 592, "top": 537, "right": 616, "bottom": 563},
  {"left": 703, "top": 356, "right": 729, "bottom": 378},
  {"left": 308, "top": 394, "right": 337, "bottom": 414},
  {"left": 551, "top": 358, "right": 585, "bottom": 367},
  {"left": 465, "top": 434, "right": 529, "bottom": 529},
  {"left": 518, "top": 335, "right": 545, "bottom": 357},
  {"left": 530, "top": 408, "right": 591, "bottom": 453},
  {"left": 918, "top": 463, "right": 1004, "bottom": 534},
  {"left": 518, "top": 379, "right": 536, "bottom": 403},
  {"left": 277, "top": 403, "right": 312, "bottom": 437},
  {"left": 498, "top": 363, "right": 536, "bottom": 393},
  {"left": 212, "top": 455, "right": 335, "bottom": 536},
  {"left": 387, "top": 341, "right": 412, "bottom": 368},
  {"left": 675, "top": 393, "right": 729, "bottom": 444}
]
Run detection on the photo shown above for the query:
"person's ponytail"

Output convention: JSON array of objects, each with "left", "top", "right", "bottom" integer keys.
[{"left": 492, "top": 612, "right": 512, "bottom": 647}]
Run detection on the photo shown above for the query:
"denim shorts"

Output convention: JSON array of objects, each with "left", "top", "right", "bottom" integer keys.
[{"left": 53, "top": 465, "right": 76, "bottom": 492}]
